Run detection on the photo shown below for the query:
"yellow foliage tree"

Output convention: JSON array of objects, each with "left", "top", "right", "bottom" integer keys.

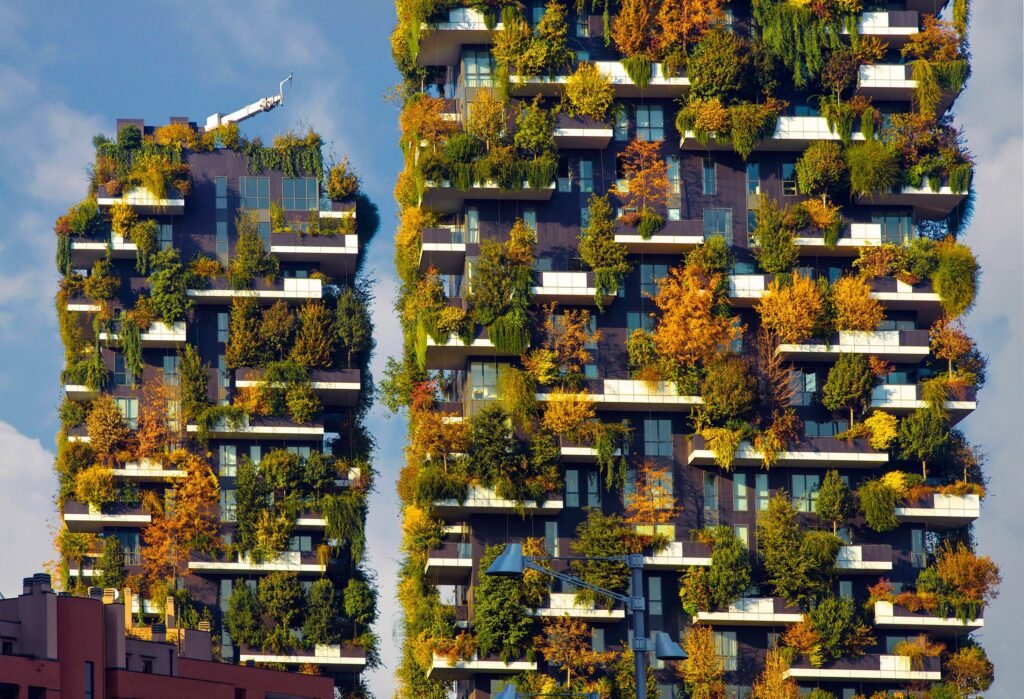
[
  {"left": 679, "top": 624, "right": 725, "bottom": 699},
  {"left": 653, "top": 265, "right": 741, "bottom": 367},
  {"left": 864, "top": 411, "right": 899, "bottom": 450},
  {"left": 625, "top": 461, "right": 679, "bottom": 528},
  {"left": 618, "top": 138, "right": 669, "bottom": 218},
  {"left": 751, "top": 645, "right": 799, "bottom": 699},
  {"left": 657, "top": 0, "right": 725, "bottom": 53},
  {"left": 757, "top": 275, "right": 824, "bottom": 344},
  {"left": 832, "top": 275, "right": 884, "bottom": 331},
  {"left": 535, "top": 614, "right": 604, "bottom": 687},
  {"left": 541, "top": 389, "right": 596, "bottom": 438}
]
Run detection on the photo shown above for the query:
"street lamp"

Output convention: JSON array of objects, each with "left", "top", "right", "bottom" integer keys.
[
  {"left": 494, "top": 688, "right": 599, "bottom": 699},
  {"left": 486, "top": 543, "right": 686, "bottom": 699}
]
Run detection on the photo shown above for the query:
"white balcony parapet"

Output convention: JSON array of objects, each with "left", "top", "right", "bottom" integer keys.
[
  {"left": 776, "top": 330, "right": 929, "bottom": 362},
  {"left": 850, "top": 11, "right": 920, "bottom": 41},
  {"left": 871, "top": 384, "right": 975, "bottom": 413},
  {"left": 643, "top": 541, "right": 712, "bottom": 570},
  {"left": 895, "top": 493, "right": 981, "bottom": 526},
  {"left": 784, "top": 654, "right": 941, "bottom": 682},
  {"left": 429, "top": 653, "right": 537, "bottom": 680},
  {"left": 188, "top": 551, "right": 325, "bottom": 574},
  {"left": 97, "top": 187, "right": 185, "bottom": 215},
  {"left": 111, "top": 459, "right": 185, "bottom": 481},
  {"left": 532, "top": 271, "right": 612, "bottom": 305},
  {"left": 186, "top": 278, "right": 323, "bottom": 303},
  {"left": 64, "top": 511, "right": 151, "bottom": 529},
  {"left": 433, "top": 486, "right": 563, "bottom": 516},
  {"left": 185, "top": 417, "right": 324, "bottom": 440},
  {"left": 71, "top": 233, "right": 139, "bottom": 261},
  {"left": 859, "top": 63, "right": 916, "bottom": 91},
  {"left": 64, "top": 384, "right": 98, "bottom": 401},
  {"left": 530, "top": 593, "right": 626, "bottom": 622},
  {"left": 537, "top": 379, "right": 700, "bottom": 412},
  {"left": 794, "top": 222, "right": 889, "bottom": 251},
  {"left": 688, "top": 439, "right": 888, "bottom": 468},
  {"left": 873, "top": 601, "right": 983, "bottom": 631},
  {"left": 238, "top": 645, "right": 367, "bottom": 667},
  {"left": 694, "top": 597, "right": 804, "bottom": 626},
  {"left": 99, "top": 321, "right": 187, "bottom": 348},
  {"left": 835, "top": 545, "right": 893, "bottom": 572},
  {"left": 683, "top": 116, "right": 867, "bottom": 152},
  {"left": 512, "top": 61, "right": 689, "bottom": 98},
  {"left": 271, "top": 234, "right": 357, "bottom": 256}
]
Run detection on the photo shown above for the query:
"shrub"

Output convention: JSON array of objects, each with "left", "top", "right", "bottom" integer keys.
[
  {"left": 148, "top": 248, "right": 193, "bottom": 324},
  {"left": 864, "top": 411, "right": 899, "bottom": 450},
  {"left": 74, "top": 464, "right": 116, "bottom": 509},
  {"left": 699, "top": 355, "right": 756, "bottom": 426},
  {"left": 326, "top": 157, "right": 360, "bottom": 199},
  {"left": 831, "top": 276, "right": 884, "bottom": 331},
  {"left": 285, "top": 381, "right": 321, "bottom": 424},
  {"left": 96, "top": 536, "right": 126, "bottom": 589},
  {"left": 578, "top": 194, "right": 630, "bottom": 304},
  {"left": 225, "top": 579, "right": 264, "bottom": 648},
  {"left": 809, "top": 596, "right": 874, "bottom": 663},
  {"left": 291, "top": 302, "right": 335, "bottom": 369},
  {"left": 303, "top": 578, "right": 340, "bottom": 646},
  {"left": 816, "top": 469, "right": 853, "bottom": 534},
  {"left": 757, "top": 275, "right": 824, "bottom": 344},
  {"left": 858, "top": 479, "right": 899, "bottom": 532},
  {"left": 701, "top": 426, "right": 744, "bottom": 470},
  {"left": 933, "top": 238, "right": 979, "bottom": 318},
  {"left": 847, "top": 140, "right": 902, "bottom": 196},
  {"left": 565, "top": 61, "right": 615, "bottom": 121},
  {"left": 705, "top": 526, "right": 751, "bottom": 609},
  {"left": 796, "top": 141, "right": 848, "bottom": 201},
  {"left": 86, "top": 394, "right": 132, "bottom": 460},
  {"left": 83, "top": 258, "right": 119, "bottom": 302}
]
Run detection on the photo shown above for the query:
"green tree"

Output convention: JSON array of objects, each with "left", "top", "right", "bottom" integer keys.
[
  {"left": 177, "top": 345, "right": 209, "bottom": 423},
  {"left": 343, "top": 577, "right": 378, "bottom": 630},
  {"left": 257, "top": 571, "right": 304, "bottom": 652},
  {"left": 751, "top": 196, "right": 798, "bottom": 274},
  {"left": 96, "top": 536, "right": 126, "bottom": 589},
  {"left": 816, "top": 470, "right": 853, "bottom": 534},
  {"left": 706, "top": 526, "right": 751, "bottom": 609},
  {"left": 303, "top": 578, "right": 340, "bottom": 646},
  {"left": 335, "top": 285, "right": 373, "bottom": 369},
  {"left": 821, "top": 353, "right": 874, "bottom": 426},
  {"left": 809, "top": 596, "right": 873, "bottom": 662},
  {"left": 571, "top": 509, "right": 631, "bottom": 606},
  {"left": 578, "top": 194, "right": 631, "bottom": 304},
  {"left": 687, "top": 28, "right": 752, "bottom": 103},
  {"left": 466, "top": 405, "right": 519, "bottom": 486},
  {"left": 148, "top": 247, "right": 192, "bottom": 324},
  {"left": 225, "top": 297, "right": 262, "bottom": 369},
  {"left": 933, "top": 238, "right": 979, "bottom": 318},
  {"left": 858, "top": 478, "right": 900, "bottom": 532},
  {"left": 795, "top": 141, "right": 848, "bottom": 202},
  {"left": 513, "top": 97, "right": 556, "bottom": 158},
  {"left": 758, "top": 493, "right": 840, "bottom": 606},
  {"left": 899, "top": 408, "right": 949, "bottom": 478},
  {"left": 699, "top": 355, "right": 757, "bottom": 427},
  {"left": 233, "top": 456, "right": 266, "bottom": 555},
  {"left": 228, "top": 213, "right": 279, "bottom": 289},
  {"left": 291, "top": 302, "right": 336, "bottom": 369},
  {"left": 846, "top": 140, "right": 901, "bottom": 197},
  {"left": 224, "top": 579, "right": 264, "bottom": 648},
  {"left": 258, "top": 301, "right": 295, "bottom": 363},
  {"left": 475, "top": 544, "right": 533, "bottom": 662}
]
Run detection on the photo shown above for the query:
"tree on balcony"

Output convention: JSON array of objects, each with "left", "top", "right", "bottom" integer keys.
[
  {"left": 570, "top": 509, "right": 630, "bottom": 607},
  {"left": 758, "top": 493, "right": 841, "bottom": 606},
  {"left": 625, "top": 461, "right": 678, "bottom": 550},
  {"left": 74, "top": 464, "right": 116, "bottom": 510},
  {"left": 535, "top": 614, "right": 603, "bottom": 689},
  {"left": 831, "top": 276, "right": 884, "bottom": 332},
  {"left": 225, "top": 578, "right": 264, "bottom": 649},
  {"left": 228, "top": 213, "right": 279, "bottom": 290},
  {"left": 259, "top": 571, "right": 304, "bottom": 652},
  {"left": 822, "top": 353, "right": 874, "bottom": 426},
  {"left": 751, "top": 645, "right": 799, "bottom": 699},
  {"left": 565, "top": 62, "right": 615, "bottom": 122},
  {"left": 85, "top": 394, "right": 132, "bottom": 463},
  {"left": 751, "top": 196, "right": 798, "bottom": 275},
  {"left": 653, "top": 264, "right": 742, "bottom": 368},
  {"left": 816, "top": 470, "right": 853, "bottom": 535},
  {"left": 757, "top": 275, "right": 825, "bottom": 344},
  {"left": 475, "top": 545, "right": 533, "bottom": 663},
  {"left": 678, "top": 623, "right": 725, "bottom": 699},
  {"left": 899, "top": 407, "right": 949, "bottom": 479},
  {"left": 944, "top": 642, "right": 995, "bottom": 698},
  {"left": 335, "top": 283, "right": 374, "bottom": 369},
  {"left": 226, "top": 297, "right": 262, "bottom": 369},
  {"left": 578, "top": 194, "right": 631, "bottom": 305},
  {"left": 617, "top": 139, "right": 668, "bottom": 237},
  {"left": 291, "top": 302, "right": 336, "bottom": 369}
]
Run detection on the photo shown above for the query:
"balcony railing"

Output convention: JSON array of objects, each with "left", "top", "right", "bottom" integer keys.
[
  {"left": 642, "top": 540, "right": 713, "bottom": 570},
  {"left": 873, "top": 600, "right": 983, "bottom": 633},
  {"left": 614, "top": 219, "right": 705, "bottom": 252},
  {"left": 185, "top": 416, "right": 325, "bottom": 440},
  {"left": 510, "top": 61, "right": 689, "bottom": 99},
  {"left": 694, "top": 597, "right": 804, "bottom": 626},
  {"left": 63, "top": 500, "right": 152, "bottom": 532},
  {"left": 835, "top": 544, "right": 893, "bottom": 573},
  {"left": 269, "top": 230, "right": 359, "bottom": 276},
  {"left": 894, "top": 492, "right": 981, "bottom": 528},
  {"left": 553, "top": 113, "right": 614, "bottom": 149},
  {"left": 785, "top": 654, "right": 941, "bottom": 682},
  {"left": 432, "top": 486, "right": 563, "bottom": 519},
  {"left": 776, "top": 329, "right": 930, "bottom": 363},
  {"left": 419, "top": 225, "right": 470, "bottom": 274},
  {"left": 186, "top": 277, "right": 323, "bottom": 304},
  {"left": 530, "top": 592, "right": 626, "bottom": 622},
  {"left": 237, "top": 643, "right": 367, "bottom": 667},
  {"left": 688, "top": 434, "right": 888, "bottom": 469},
  {"left": 429, "top": 653, "right": 537, "bottom": 680},
  {"left": 234, "top": 367, "right": 362, "bottom": 407},
  {"left": 189, "top": 550, "right": 325, "bottom": 575}
]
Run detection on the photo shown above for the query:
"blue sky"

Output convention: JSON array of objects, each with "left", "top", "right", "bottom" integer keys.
[{"left": 0, "top": 2, "right": 1020, "bottom": 697}]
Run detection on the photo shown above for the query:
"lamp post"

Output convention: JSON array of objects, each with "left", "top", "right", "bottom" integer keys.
[{"left": 486, "top": 543, "right": 686, "bottom": 699}]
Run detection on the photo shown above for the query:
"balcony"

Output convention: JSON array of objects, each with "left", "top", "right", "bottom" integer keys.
[
  {"left": 835, "top": 544, "right": 893, "bottom": 573},
  {"left": 872, "top": 383, "right": 976, "bottom": 423},
  {"left": 70, "top": 232, "right": 139, "bottom": 266},
  {"left": 270, "top": 230, "right": 359, "bottom": 277},
  {"left": 432, "top": 486, "right": 563, "bottom": 519},
  {"left": 510, "top": 61, "right": 689, "bottom": 99},
  {"left": 776, "top": 329, "right": 930, "bottom": 363},
  {"left": 688, "top": 435, "right": 888, "bottom": 469},
  {"left": 794, "top": 222, "right": 893, "bottom": 256},
  {"left": 614, "top": 219, "right": 705, "bottom": 253},
  {"left": 99, "top": 320, "right": 187, "bottom": 348},
  {"left": 235, "top": 368, "right": 362, "bottom": 407},
  {"left": 729, "top": 274, "right": 942, "bottom": 318},
  {"left": 419, "top": 226, "right": 469, "bottom": 274},
  {"left": 681, "top": 115, "right": 867, "bottom": 153},
  {"left": 848, "top": 11, "right": 920, "bottom": 46},
  {"left": 186, "top": 277, "right": 323, "bottom": 304},
  {"left": 784, "top": 654, "right": 941, "bottom": 682},
  {"left": 424, "top": 541, "right": 474, "bottom": 585},
  {"left": 858, "top": 63, "right": 960, "bottom": 113},
  {"left": 424, "top": 326, "right": 522, "bottom": 371},
  {"left": 237, "top": 644, "right": 367, "bottom": 668},
  {"left": 538, "top": 379, "right": 700, "bottom": 412},
  {"left": 186, "top": 416, "right": 325, "bottom": 441},
  {"left": 189, "top": 550, "right": 325, "bottom": 575},
  {"left": 63, "top": 500, "right": 151, "bottom": 533},
  {"left": 873, "top": 600, "right": 982, "bottom": 636},
  {"left": 64, "top": 384, "right": 98, "bottom": 401},
  {"left": 530, "top": 592, "right": 626, "bottom": 622},
  {"left": 553, "top": 113, "right": 614, "bottom": 149},
  {"left": 422, "top": 179, "right": 555, "bottom": 214},
  {"left": 694, "top": 597, "right": 804, "bottom": 626},
  {"left": 855, "top": 177, "right": 969, "bottom": 219},
  {"left": 110, "top": 458, "right": 186, "bottom": 481},
  {"left": 895, "top": 492, "right": 981, "bottom": 528},
  {"left": 97, "top": 186, "right": 185, "bottom": 215},
  {"left": 532, "top": 271, "right": 614, "bottom": 306},
  {"left": 428, "top": 653, "right": 537, "bottom": 681},
  {"left": 416, "top": 8, "right": 503, "bottom": 66},
  {"left": 642, "top": 540, "right": 712, "bottom": 570}
]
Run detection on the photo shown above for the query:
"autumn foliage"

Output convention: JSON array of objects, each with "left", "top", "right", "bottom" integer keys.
[
  {"left": 757, "top": 275, "right": 824, "bottom": 344},
  {"left": 617, "top": 138, "right": 669, "bottom": 218},
  {"left": 831, "top": 275, "right": 884, "bottom": 332},
  {"left": 653, "top": 265, "right": 741, "bottom": 366}
]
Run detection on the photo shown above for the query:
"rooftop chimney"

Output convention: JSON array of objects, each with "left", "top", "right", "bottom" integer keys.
[
  {"left": 151, "top": 622, "right": 167, "bottom": 643},
  {"left": 23, "top": 573, "right": 52, "bottom": 596}
]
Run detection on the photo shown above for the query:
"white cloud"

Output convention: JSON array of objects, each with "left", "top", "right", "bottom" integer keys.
[{"left": 0, "top": 421, "right": 57, "bottom": 597}]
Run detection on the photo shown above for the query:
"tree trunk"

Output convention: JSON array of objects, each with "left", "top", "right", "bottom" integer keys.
[
  {"left": 922, "top": 460, "right": 928, "bottom": 480},
  {"left": 849, "top": 406, "right": 855, "bottom": 428}
]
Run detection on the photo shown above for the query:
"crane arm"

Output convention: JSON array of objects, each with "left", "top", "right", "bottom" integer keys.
[{"left": 205, "top": 73, "right": 293, "bottom": 130}]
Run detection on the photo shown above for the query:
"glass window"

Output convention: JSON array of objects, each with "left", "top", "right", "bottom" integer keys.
[
  {"left": 733, "top": 473, "right": 748, "bottom": 512},
  {"left": 911, "top": 529, "right": 926, "bottom": 568},
  {"left": 792, "top": 474, "right": 820, "bottom": 513},
  {"left": 239, "top": 176, "right": 269, "bottom": 210},
  {"left": 462, "top": 49, "right": 493, "bottom": 87},
  {"left": 586, "top": 471, "right": 601, "bottom": 507},
  {"left": 579, "top": 158, "right": 593, "bottom": 193},
  {"left": 781, "top": 161, "right": 798, "bottom": 196},
  {"left": 466, "top": 207, "right": 480, "bottom": 243},
  {"left": 565, "top": 469, "right": 580, "bottom": 508},
  {"left": 249, "top": 446, "right": 262, "bottom": 465},
  {"left": 580, "top": 206, "right": 590, "bottom": 227},
  {"left": 703, "top": 208, "right": 732, "bottom": 243},
  {"left": 613, "top": 109, "right": 629, "bottom": 141},
  {"left": 215, "top": 176, "right": 228, "bottom": 209},
  {"left": 704, "top": 472, "right": 719, "bottom": 525},
  {"left": 734, "top": 525, "right": 749, "bottom": 549},
  {"left": 220, "top": 490, "right": 236, "bottom": 522},
  {"left": 545, "top": 520, "right": 559, "bottom": 556},
  {"left": 575, "top": 11, "right": 589, "bottom": 36},
  {"left": 756, "top": 473, "right": 769, "bottom": 511},
  {"left": 259, "top": 221, "right": 271, "bottom": 248},
  {"left": 468, "top": 361, "right": 500, "bottom": 400},
  {"left": 636, "top": 105, "right": 664, "bottom": 141},
  {"left": 219, "top": 445, "right": 237, "bottom": 477},
  {"left": 640, "top": 264, "right": 668, "bottom": 296},
  {"left": 644, "top": 419, "right": 673, "bottom": 457},
  {"left": 746, "top": 161, "right": 760, "bottom": 195},
  {"left": 523, "top": 208, "right": 537, "bottom": 231},
  {"left": 713, "top": 630, "right": 738, "bottom": 671},
  {"left": 217, "top": 312, "right": 229, "bottom": 344},
  {"left": 283, "top": 177, "right": 318, "bottom": 211},
  {"left": 747, "top": 209, "right": 758, "bottom": 235},
  {"left": 115, "top": 398, "right": 138, "bottom": 429},
  {"left": 216, "top": 221, "right": 228, "bottom": 266},
  {"left": 627, "top": 312, "right": 655, "bottom": 333},
  {"left": 289, "top": 535, "right": 312, "bottom": 553},
  {"left": 702, "top": 156, "right": 717, "bottom": 195},
  {"left": 158, "top": 223, "right": 173, "bottom": 249},
  {"left": 592, "top": 628, "right": 605, "bottom": 652},
  {"left": 839, "top": 580, "right": 853, "bottom": 599},
  {"left": 668, "top": 207, "right": 681, "bottom": 221},
  {"left": 667, "top": 155, "right": 681, "bottom": 194},
  {"left": 648, "top": 575, "right": 663, "bottom": 629},
  {"left": 872, "top": 213, "right": 915, "bottom": 244},
  {"left": 112, "top": 353, "right": 130, "bottom": 387}
]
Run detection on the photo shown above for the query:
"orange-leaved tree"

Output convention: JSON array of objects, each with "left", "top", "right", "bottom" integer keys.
[
  {"left": 679, "top": 623, "right": 726, "bottom": 699},
  {"left": 929, "top": 317, "right": 973, "bottom": 376},
  {"left": 540, "top": 303, "right": 601, "bottom": 384},
  {"left": 756, "top": 275, "right": 825, "bottom": 344},
  {"left": 831, "top": 275, "right": 884, "bottom": 332},
  {"left": 657, "top": 0, "right": 725, "bottom": 53},
  {"left": 535, "top": 614, "right": 605, "bottom": 688},
  {"left": 625, "top": 460, "right": 679, "bottom": 529},
  {"left": 142, "top": 449, "right": 220, "bottom": 586},
  {"left": 611, "top": 0, "right": 660, "bottom": 58},
  {"left": 653, "top": 264, "right": 742, "bottom": 367},
  {"left": 617, "top": 138, "right": 668, "bottom": 220}
]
